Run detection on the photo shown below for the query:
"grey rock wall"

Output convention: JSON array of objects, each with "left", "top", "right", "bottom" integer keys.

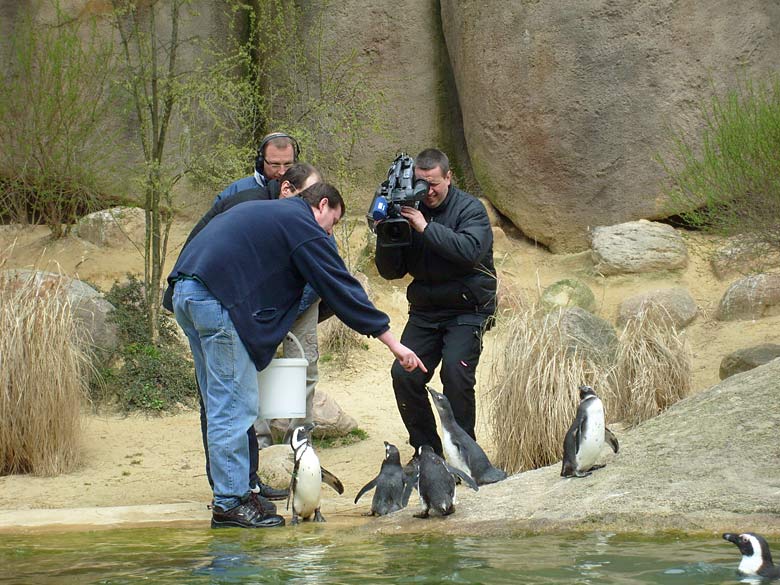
[{"left": 440, "top": 1, "right": 780, "bottom": 251}]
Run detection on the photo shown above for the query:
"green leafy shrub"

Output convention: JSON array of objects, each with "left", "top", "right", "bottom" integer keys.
[
  {"left": 98, "top": 275, "right": 197, "bottom": 412},
  {"left": 659, "top": 76, "right": 780, "bottom": 251}
]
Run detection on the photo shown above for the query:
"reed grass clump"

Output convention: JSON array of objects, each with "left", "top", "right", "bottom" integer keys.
[
  {"left": 319, "top": 318, "right": 367, "bottom": 365},
  {"left": 0, "top": 274, "right": 92, "bottom": 475},
  {"left": 614, "top": 304, "right": 692, "bottom": 427},
  {"left": 485, "top": 305, "right": 614, "bottom": 474}
]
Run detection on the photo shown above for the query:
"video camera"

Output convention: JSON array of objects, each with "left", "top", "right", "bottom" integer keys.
[{"left": 366, "top": 153, "right": 429, "bottom": 248}]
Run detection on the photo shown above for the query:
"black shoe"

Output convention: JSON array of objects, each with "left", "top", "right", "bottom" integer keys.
[
  {"left": 250, "top": 480, "right": 289, "bottom": 501},
  {"left": 249, "top": 492, "right": 278, "bottom": 515},
  {"left": 211, "top": 495, "right": 285, "bottom": 529}
]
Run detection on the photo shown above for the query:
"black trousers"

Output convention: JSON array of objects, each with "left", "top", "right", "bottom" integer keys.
[{"left": 392, "top": 318, "right": 485, "bottom": 457}]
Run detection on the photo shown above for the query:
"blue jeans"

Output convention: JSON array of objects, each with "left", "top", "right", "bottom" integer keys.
[{"left": 172, "top": 278, "right": 258, "bottom": 510}]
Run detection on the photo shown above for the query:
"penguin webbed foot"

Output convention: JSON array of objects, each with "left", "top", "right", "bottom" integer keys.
[
  {"left": 291, "top": 514, "right": 301, "bottom": 525},
  {"left": 313, "top": 508, "right": 326, "bottom": 522},
  {"left": 413, "top": 510, "right": 430, "bottom": 519}
]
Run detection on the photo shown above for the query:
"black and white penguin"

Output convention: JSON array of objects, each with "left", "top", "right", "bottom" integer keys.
[
  {"left": 408, "top": 445, "right": 478, "bottom": 518},
  {"left": 425, "top": 386, "right": 507, "bottom": 485},
  {"left": 723, "top": 532, "right": 780, "bottom": 579},
  {"left": 353, "top": 441, "right": 410, "bottom": 516},
  {"left": 560, "top": 384, "right": 619, "bottom": 478},
  {"left": 288, "top": 423, "right": 344, "bottom": 524}
]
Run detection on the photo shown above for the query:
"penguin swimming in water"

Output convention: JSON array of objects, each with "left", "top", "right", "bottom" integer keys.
[
  {"left": 408, "top": 445, "right": 478, "bottom": 518},
  {"left": 561, "top": 385, "right": 619, "bottom": 478},
  {"left": 426, "top": 386, "right": 507, "bottom": 486},
  {"left": 288, "top": 423, "right": 344, "bottom": 524},
  {"left": 354, "top": 441, "right": 410, "bottom": 516},
  {"left": 723, "top": 532, "right": 780, "bottom": 579}
]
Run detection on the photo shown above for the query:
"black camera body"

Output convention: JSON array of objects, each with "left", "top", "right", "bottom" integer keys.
[{"left": 367, "top": 153, "right": 429, "bottom": 248}]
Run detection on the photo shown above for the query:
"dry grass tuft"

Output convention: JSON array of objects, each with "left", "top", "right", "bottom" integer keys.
[
  {"left": 0, "top": 272, "right": 92, "bottom": 475},
  {"left": 485, "top": 305, "right": 615, "bottom": 474},
  {"left": 613, "top": 303, "right": 692, "bottom": 427},
  {"left": 319, "top": 318, "right": 366, "bottom": 365}
]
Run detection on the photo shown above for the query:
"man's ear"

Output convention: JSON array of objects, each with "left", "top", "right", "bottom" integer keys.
[{"left": 318, "top": 197, "right": 330, "bottom": 212}]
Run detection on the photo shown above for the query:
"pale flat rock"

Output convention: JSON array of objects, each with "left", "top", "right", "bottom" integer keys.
[{"left": 591, "top": 221, "right": 688, "bottom": 276}]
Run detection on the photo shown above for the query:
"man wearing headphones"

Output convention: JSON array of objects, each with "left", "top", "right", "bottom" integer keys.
[{"left": 214, "top": 132, "right": 300, "bottom": 204}]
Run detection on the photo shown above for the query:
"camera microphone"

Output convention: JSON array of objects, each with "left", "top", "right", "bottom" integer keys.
[{"left": 370, "top": 195, "right": 389, "bottom": 221}]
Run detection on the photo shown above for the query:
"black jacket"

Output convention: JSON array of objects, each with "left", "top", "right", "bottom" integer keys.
[{"left": 375, "top": 186, "right": 496, "bottom": 323}]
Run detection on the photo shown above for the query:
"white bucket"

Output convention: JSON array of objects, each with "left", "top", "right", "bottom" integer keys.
[{"left": 257, "top": 333, "right": 308, "bottom": 419}]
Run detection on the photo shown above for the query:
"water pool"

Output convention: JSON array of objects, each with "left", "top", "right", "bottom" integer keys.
[{"left": 0, "top": 527, "right": 760, "bottom": 584}]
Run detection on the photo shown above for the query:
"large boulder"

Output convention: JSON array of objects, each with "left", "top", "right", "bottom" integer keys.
[
  {"left": 0, "top": 269, "right": 118, "bottom": 353},
  {"left": 591, "top": 221, "right": 688, "bottom": 275},
  {"left": 715, "top": 273, "right": 780, "bottom": 321},
  {"left": 76, "top": 207, "right": 146, "bottom": 248},
  {"left": 720, "top": 344, "right": 780, "bottom": 380},
  {"left": 541, "top": 278, "right": 596, "bottom": 313},
  {"left": 616, "top": 287, "right": 698, "bottom": 329},
  {"left": 440, "top": 1, "right": 780, "bottom": 251},
  {"left": 269, "top": 391, "right": 358, "bottom": 439},
  {"left": 546, "top": 306, "right": 618, "bottom": 364}
]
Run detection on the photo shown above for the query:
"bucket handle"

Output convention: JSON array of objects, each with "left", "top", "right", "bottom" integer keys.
[{"left": 285, "top": 332, "right": 306, "bottom": 361}]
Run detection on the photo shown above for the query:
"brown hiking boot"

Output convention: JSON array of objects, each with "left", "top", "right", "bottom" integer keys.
[{"left": 211, "top": 495, "right": 285, "bottom": 529}]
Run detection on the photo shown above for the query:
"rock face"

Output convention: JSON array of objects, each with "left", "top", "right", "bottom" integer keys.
[
  {"left": 440, "top": 1, "right": 780, "bottom": 251},
  {"left": 370, "top": 358, "right": 780, "bottom": 535},
  {"left": 616, "top": 287, "right": 698, "bottom": 329},
  {"left": 716, "top": 273, "right": 780, "bottom": 321},
  {"left": 720, "top": 344, "right": 780, "bottom": 380},
  {"left": 591, "top": 221, "right": 688, "bottom": 275},
  {"left": 1, "top": 269, "right": 118, "bottom": 353}
]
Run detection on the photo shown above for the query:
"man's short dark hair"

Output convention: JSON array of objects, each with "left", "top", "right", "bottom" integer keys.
[
  {"left": 299, "top": 182, "right": 345, "bottom": 216},
  {"left": 281, "top": 162, "right": 321, "bottom": 191},
  {"left": 415, "top": 148, "right": 450, "bottom": 176}
]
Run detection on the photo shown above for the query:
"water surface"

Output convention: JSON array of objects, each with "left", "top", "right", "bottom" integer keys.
[{"left": 0, "top": 527, "right": 760, "bottom": 584}]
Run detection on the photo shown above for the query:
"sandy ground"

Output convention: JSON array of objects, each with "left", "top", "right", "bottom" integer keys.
[{"left": 0, "top": 217, "right": 778, "bottom": 529}]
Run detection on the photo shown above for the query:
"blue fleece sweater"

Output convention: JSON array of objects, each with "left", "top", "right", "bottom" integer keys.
[{"left": 166, "top": 197, "right": 389, "bottom": 371}]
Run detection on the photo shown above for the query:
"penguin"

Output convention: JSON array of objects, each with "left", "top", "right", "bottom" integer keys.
[
  {"left": 288, "top": 423, "right": 344, "bottom": 524},
  {"left": 426, "top": 386, "right": 507, "bottom": 485},
  {"left": 561, "top": 384, "right": 619, "bottom": 478},
  {"left": 723, "top": 532, "right": 780, "bottom": 579},
  {"left": 353, "top": 441, "right": 410, "bottom": 516},
  {"left": 408, "top": 445, "right": 478, "bottom": 518}
]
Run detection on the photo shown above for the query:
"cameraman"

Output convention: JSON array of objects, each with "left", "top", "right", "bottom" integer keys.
[{"left": 375, "top": 148, "right": 496, "bottom": 459}]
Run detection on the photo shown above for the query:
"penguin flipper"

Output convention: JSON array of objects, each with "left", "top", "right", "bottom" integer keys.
[
  {"left": 354, "top": 477, "right": 378, "bottom": 504},
  {"left": 321, "top": 467, "right": 345, "bottom": 494},
  {"left": 605, "top": 427, "right": 619, "bottom": 453},
  {"left": 402, "top": 468, "right": 419, "bottom": 506},
  {"left": 445, "top": 463, "right": 479, "bottom": 491}
]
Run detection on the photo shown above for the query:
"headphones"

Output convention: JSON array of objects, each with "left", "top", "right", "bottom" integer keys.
[{"left": 254, "top": 132, "right": 301, "bottom": 174}]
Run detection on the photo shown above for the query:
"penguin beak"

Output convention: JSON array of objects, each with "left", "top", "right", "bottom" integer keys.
[{"left": 723, "top": 533, "right": 740, "bottom": 545}]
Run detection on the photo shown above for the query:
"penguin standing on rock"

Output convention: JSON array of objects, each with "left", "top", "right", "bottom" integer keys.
[
  {"left": 288, "top": 423, "right": 344, "bottom": 524},
  {"left": 561, "top": 385, "right": 619, "bottom": 478},
  {"left": 723, "top": 532, "right": 780, "bottom": 579},
  {"left": 408, "top": 445, "right": 478, "bottom": 518},
  {"left": 426, "top": 386, "right": 507, "bottom": 485},
  {"left": 354, "top": 441, "right": 410, "bottom": 516}
]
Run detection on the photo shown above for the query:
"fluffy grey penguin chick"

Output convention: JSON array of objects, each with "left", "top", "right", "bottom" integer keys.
[
  {"left": 408, "top": 445, "right": 478, "bottom": 518},
  {"left": 354, "top": 441, "right": 410, "bottom": 516},
  {"left": 426, "top": 385, "right": 507, "bottom": 485},
  {"left": 561, "top": 384, "right": 619, "bottom": 478}
]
